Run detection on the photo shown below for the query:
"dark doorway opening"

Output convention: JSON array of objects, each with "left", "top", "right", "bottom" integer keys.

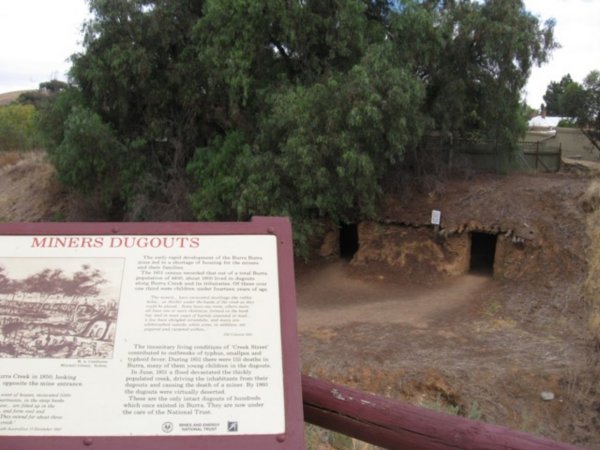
[
  {"left": 339, "top": 223, "right": 359, "bottom": 259},
  {"left": 469, "top": 232, "right": 497, "bottom": 275}
]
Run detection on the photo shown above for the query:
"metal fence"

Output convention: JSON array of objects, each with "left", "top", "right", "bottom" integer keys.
[
  {"left": 518, "top": 140, "right": 562, "bottom": 172},
  {"left": 424, "top": 138, "right": 562, "bottom": 173}
]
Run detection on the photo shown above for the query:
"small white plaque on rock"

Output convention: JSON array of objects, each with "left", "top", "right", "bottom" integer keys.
[{"left": 541, "top": 391, "right": 555, "bottom": 401}]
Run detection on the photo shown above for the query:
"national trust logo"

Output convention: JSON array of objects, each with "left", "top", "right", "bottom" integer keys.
[{"left": 161, "top": 421, "right": 174, "bottom": 433}]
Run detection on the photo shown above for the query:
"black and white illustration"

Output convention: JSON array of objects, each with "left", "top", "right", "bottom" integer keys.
[{"left": 0, "top": 258, "right": 124, "bottom": 359}]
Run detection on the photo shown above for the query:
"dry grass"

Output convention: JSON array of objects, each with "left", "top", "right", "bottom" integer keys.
[
  {"left": 557, "top": 174, "right": 600, "bottom": 449},
  {"left": 583, "top": 180, "right": 600, "bottom": 343},
  {"left": 580, "top": 180, "right": 600, "bottom": 214},
  {"left": 0, "top": 90, "right": 26, "bottom": 106},
  {"left": 305, "top": 424, "right": 383, "bottom": 450},
  {"left": 585, "top": 257, "right": 600, "bottom": 342},
  {"left": 0, "top": 151, "right": 22, "bottom": 169},
  {"left": 0, "top": 150, "right": 67, "bottom": 222}
]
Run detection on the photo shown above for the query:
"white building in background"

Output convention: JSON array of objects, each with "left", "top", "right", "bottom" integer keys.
[{"left": 527, "top": 115, "right": 566, "bottom": 138}]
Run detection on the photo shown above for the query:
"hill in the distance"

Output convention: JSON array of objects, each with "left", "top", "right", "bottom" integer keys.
[{"left": 0, "top": 90, "right": 29, "bottom": 106}]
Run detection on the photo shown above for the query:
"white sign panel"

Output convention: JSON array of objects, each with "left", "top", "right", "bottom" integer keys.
[
  {"left": 431, "top": 210, "right": 441, "bottom": 225},
  {"left": 0, "top": 235, "right": 284, "bottom": 436}
]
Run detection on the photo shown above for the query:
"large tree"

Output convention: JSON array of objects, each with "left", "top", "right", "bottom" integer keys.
[
  {"left": 188, "top": 0, "right": 427, "bottom": 246},
  {"left": 415, "top": 0, "right": 556, "bottom": 145},
  {"left": 41, "top": 0, "right": 555, "bottom": 253},
  {"left": 543, "top": 74, "right": 587, "bottom": 118},
  {"left": 543, "top": 74, "right": 576, "bottom": 116}
]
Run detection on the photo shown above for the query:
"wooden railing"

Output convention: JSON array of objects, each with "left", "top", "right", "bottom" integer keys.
[{"left": 302, "top": 375, "right": 582, "bottom": 450}]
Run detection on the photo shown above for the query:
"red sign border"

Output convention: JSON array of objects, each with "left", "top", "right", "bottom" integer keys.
[{"left": 0, "top": 217, "right": 305, "bottom": 450}]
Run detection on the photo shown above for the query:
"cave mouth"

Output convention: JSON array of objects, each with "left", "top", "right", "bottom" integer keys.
[
  {"left": 339, "top": 223, "right": 359, "bottom": 259},
  {"left": 469, "top": 232, "right": 497, "bottom": 275}
]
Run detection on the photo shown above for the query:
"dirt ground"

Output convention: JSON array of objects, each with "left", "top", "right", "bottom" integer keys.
[
  {"left": 298, "top": 262, "right": 489, "bottom": 330},
  {"left": 1, "top": 151, "right": 599, "bottom": 449},
  {"left": 298, "top": 259, "right": 595, "bottom": 448},
  {"left": 298, "top": 161, "right": 600, "bottom": 449}
]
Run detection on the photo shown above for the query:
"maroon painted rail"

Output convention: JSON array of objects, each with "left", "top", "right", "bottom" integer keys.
[{"left": 302, "top": 375, "right": 582, "bottom": 450}]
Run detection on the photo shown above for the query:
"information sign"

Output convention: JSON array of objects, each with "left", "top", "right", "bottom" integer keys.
[{"left": 0, "top": 218, "right": 304, "bottom": 449}]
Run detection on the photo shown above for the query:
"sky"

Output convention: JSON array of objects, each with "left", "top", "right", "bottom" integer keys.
[
  {"left": 0, "top": 0, "right": 598, "bottom": 109},
  {"left": 0, "top": 0, "right": 89, "bottom": 94},
  {"left": 523, "top": 0, "right": 600, "bottom": 109}
]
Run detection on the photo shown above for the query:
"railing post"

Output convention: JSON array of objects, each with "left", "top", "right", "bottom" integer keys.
[{"left": 302, "top": 375, "right": 583, "bottom": 450}]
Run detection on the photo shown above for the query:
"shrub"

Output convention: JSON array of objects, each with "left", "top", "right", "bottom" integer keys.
[
  {"left": 0, "top": 104, "right": 42, "bottom": 151},
  {"left": 557, "top": 118, "right": 577, "bottom": 128},
  {"left": 48, "top": 106, "right": 125, "bottom": 203}
]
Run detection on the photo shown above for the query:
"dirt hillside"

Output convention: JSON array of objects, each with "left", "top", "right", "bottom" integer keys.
[
  {"left": 0, "top": 151, "right": 67, "bottom": 222},
  {"left": 300, "top": 162, "right": 600, "bottom": 449},
  {"left": 0, "top": 91, "right": 27, "bottom": 106}
]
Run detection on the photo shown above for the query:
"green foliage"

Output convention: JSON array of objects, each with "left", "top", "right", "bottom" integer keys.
[
  {"left": 580, "top": 70, "right": 600, "bottom": 152},
  {"left": 560, "top": 83, "right": 587, "bottom": 118},
  {"left": 189, "top": 14, "right": 426, "bottom": 254},
  {"left": 36, "top": 87, "right": 83, "bottom": 149},
  {"left": 520, "top": 102, "right": 537, "bottom": 122},
  {"left": 543, "top": 74, "right": 587, "bottom": 118},
  {"left": 419, "top": 393, "right": 462, "bottom": 416},
  {"left": 543, "top": 74, "right": 575, "bottom": 116},
  {"left": 16, "top": 91, "right": 48, "bottom": 109},
  {"left": 39, "top": 79, "right": 68, "bottom": 94},
  {"left": 42, "top": 0, "right": 556, "bottom": 254},
  {"left": 543, "top": 70, "right": 600, "bottom": 152},
  {"left": 16, "top": 80, "right": 68, "bottom": 109},
  {"left": 188, "top": 131, "right": 254, "bottom": 221},
  {"left": 0, "top": 104, "right": 42, "bottom": 151},
  {"left": 558, "top": 118, "right": 577, "bottom": 128},
  {"left": 48, "top": 105, "right": 124, "bottom": 202},
  {"left": 582, "top": 71, "right": 600, "bottom": 128},
  {"left": 413, "top": 0, "right": 556, "bottom": 147}
]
